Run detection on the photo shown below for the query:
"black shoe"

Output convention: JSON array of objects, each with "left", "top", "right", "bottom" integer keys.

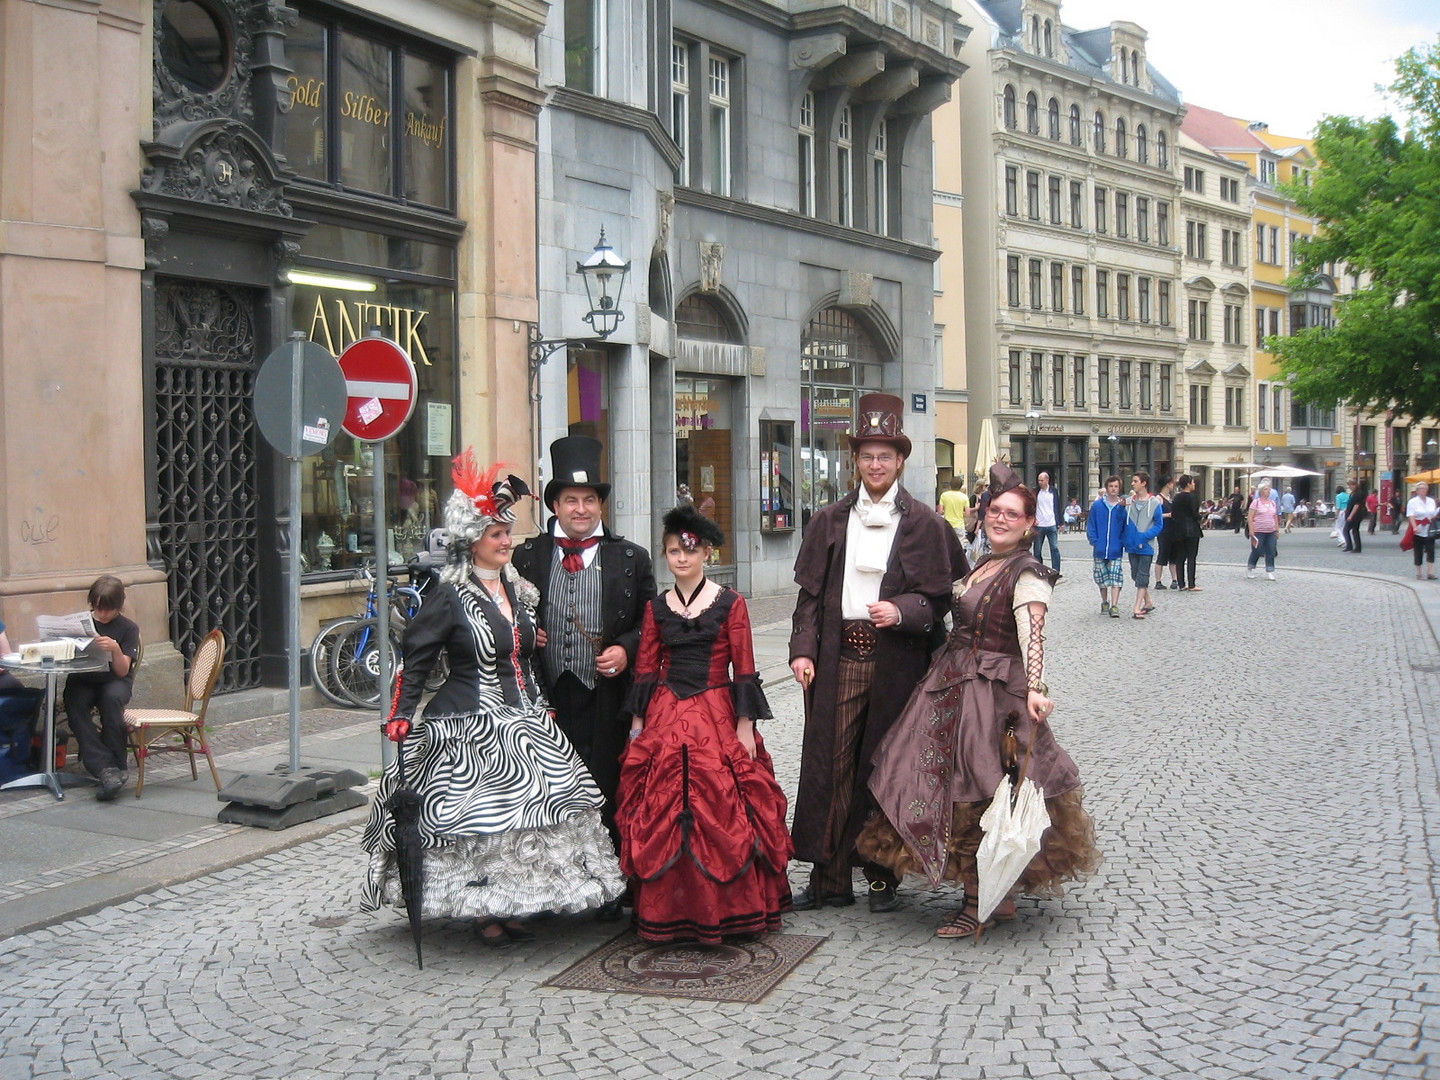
[
  {"left": 97, "top": 767, "right": 124, "bottom": 802},
  {"left": 500, "top": 920, "right": 536, "bottom": 942},
  {"left": 478, "top": 920, "right": 516, "bottom": 949},
  {"left": 791, "top": 888, "right": 855, "bottom": 911},
  {"left": 595, "top": 899, "right": 626, "bottom": 922},
  {"left": 867, "top": 881, "right": 901, "bottom": 913}
]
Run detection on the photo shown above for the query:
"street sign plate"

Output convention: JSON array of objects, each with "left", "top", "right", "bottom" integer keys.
[
  {"left": 253, "top": 339, "right": 347, "bottom": 457},
  {"left": 339, "top": 337, "right": 418, "bottom": 442}
]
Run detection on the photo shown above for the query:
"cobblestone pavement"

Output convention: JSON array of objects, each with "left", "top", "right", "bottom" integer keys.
[{"left": 3, "top": 560, "right": 1440, "bottom": 1079}]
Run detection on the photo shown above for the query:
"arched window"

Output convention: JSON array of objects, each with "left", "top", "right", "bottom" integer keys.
[
  {"left": 1094, "top": 111, "right": 1106, "bottom": 153},
  {"left": 1048, "top": 98, "right": 1060, "bottom": 140},
  {"left": 1031, "top": 15, "right": 1040, "bottom": 51},
  {"left": 1003, "top": 85, "right": 1016, "bottom": 129},
  {"left": 1115, "top": 117, "right": 1127, "bottom": 158},
  {"left": 1136, "top": 123, "right": 1149, "bottom": 164},
  {"left": 1043, "top": 19, "right": 1053, "bottom": 57},
  {"left": 677, "top": 293, "right": 739, "bottom": 342},
  {"left": 1069, "top": 104, "right": 1082, "bottom": 146},
  {"left": 1157, "top": 130, "right": 1169, "bottom": 168},
  {"left": 1025, "top": 92, "right": 1039, "bottom": 135}
]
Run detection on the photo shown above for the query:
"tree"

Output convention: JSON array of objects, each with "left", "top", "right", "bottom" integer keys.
[{"left": 1273, "top": 39, "right": 1440, "bottom": 423}]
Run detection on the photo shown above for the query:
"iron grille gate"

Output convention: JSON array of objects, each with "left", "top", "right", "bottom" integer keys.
[{"left": 152, "top": 280, "right": 263, "bottom": 692}]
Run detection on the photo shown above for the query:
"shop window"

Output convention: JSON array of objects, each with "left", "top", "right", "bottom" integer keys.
[
  {"left": 675, "top": 376, "right": 735, "bottom": 563},
  {"left": 282, "top": 17, "right": 455, "bottom": 210},
  {"left": 800, "top": 308, "right": 883, "bottom": 527},
  {"left": 760, "top": 420, "right": 796, "bottom": 532}
]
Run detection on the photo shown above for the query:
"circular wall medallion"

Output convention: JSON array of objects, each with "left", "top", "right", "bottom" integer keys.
[{"left": 159, "top": 0, "right": 231, "bottom": 94}]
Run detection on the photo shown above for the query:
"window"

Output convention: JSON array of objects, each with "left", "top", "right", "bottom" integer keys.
[
  {"left": 1048, "top": 98, "right": 1060, "bottom": 140},
  {"left": 1118, "top": 360, "right": 1132, "bottom": 408},
  {"left": 283, "top": 20, "right": 458, "bottom": 209},
  {"left": 1026, "top": 92, "right": 1039, "bottom": 134},
  {"left": 1289, "top": 230, "right": 1301, "bottom": 268},
  {"left": 1007, "top": 254, "right": 1021, "bottom": 306},
  {"left": 1071, "top": 265, "right": 1085, "bottom": 314},
  {"left": 797, "top": 90, "right": 814, "bottom": 214},
  {"left": 1221, "top": 228, "right": 1242, "bottom": 266},
  {"left": 1116, "top": 192, "right": 1128, "bottom": 238},
  {"left": 1026, "top": 169, "right": 1040, "bottom": 219},
  {"left": 1069, "top": 104, "right": 1082, "bottom": 146},
  {"left": 1030, "top": 352, "right": 1044, "bottom": 405},
  {"left": 1117, "top": 273, "right": 1131, "bottom": 320},
  {"left": 1223, "top": 303, "right": 1243, "bottom": 344},
  {"left": 1073, "top": 356, "right": 1087, "bottom": 407},
  {"left": 1268, "top": 226, "right": 1280, "bottom": 263},
  {"left": 1160, "top": 364, "right": 1173, "bottom": 410},
  {"left": 837, "top": 106, "right": 853, "bottom": 226},
  {"left": 1096, "top": 269, "right": 1109, "bottom": 317},
  {"left": 1156, "top": 131, "right": 1168, "bottom": 168},
  {"left": 1115, "top": 117, "right": 1127, "bottom": 158},
  {"left": 1028, "top": 258, "right": 1043, "bottom": 309},
  {"left": 1137, "top": 124, "right": 1148, "bottom": 164},
  {"left": 1003, "top": 85, "right": 1017, "bottom": 129},
  {"left": 1094, "top": 111, "right": 1106, "bottom": 153},
  {"left": 1255, "top": 223, "right": 1266, "bottom": 263},
  {"left": 1051, "top": 261, "right": 1064, "bottom": 311},
  {"left": 1043, "top": 19, "right": 1053, "bottom": 57},
  {"left": 1220, "top": 176, "right": 1240, "bottom": 202},
  {"left": 706, "top": 56, "right": 731, "bottom": 196},
  {"left": 1158, "top": 280, "right": 1172, "bottom": 325},
  {"left": 1270, "top": 306, "right": 1281, "bottom": 339},
  {"left": 1008, "top": 350, "right": 1022, "bottom": 405},
  {"left": 1157, "top": 201, "right": 1170, "bottom": 245},
  {"left": 672, "top": 43, "right": 690, "bottom": 186},
  {"left": 1258, "top": 385, "right": 1268, "bottom": 431},
  {"left": 872, "top": 122, "right": 889, "bottom": 234},
  {"left": 1098, "top": 357, "right": 1111, "bottom": 409},
  {"left": 1189, "top": 382, "right": 1210, "bottom": 425},
  {"left": 1186, "top": 220, "right": 1207, "bottom": 259},
  {"left": 1184, "top": 166, "right": 1205, "bottom": 193},
  {"left": 1048, "top": 176, "right": 1062, "bottom": 224},
  {"left": 1259, "top": 157, "right": 1276, "bottom": 185},
  {"left": 1139, "top": 362, "right": 1152, "bottom": 408},
  {"left": 1005, "top": 165, "right": 1018, "bottom": 215},
  {"left": 1094, "top": 186, "right": 1107, "bottom": 233},
  {"left": 565, "top": 0, "right": 608, "bottom": 94},
  {"left": 1138, "top": 276, "right": 1152, "bottom": 322},
  {"left": 1272, "top": 385, "right": 1285, "bottom": 433},
  {"left": 1225, "top": 386, "right": 1245, "bottom": 426},
  {"left": 1136, "top": 197, "right": 1149, "bottom": 242},
  {"left": 1069, "top": 180, "right": 1083, "bottom": 228},
  {"left": 1188, "top": 299, "right": 1210, "bottom": 341},
  {"left": 1052, "top": 353, "right": 1065, "bottom": 405}
]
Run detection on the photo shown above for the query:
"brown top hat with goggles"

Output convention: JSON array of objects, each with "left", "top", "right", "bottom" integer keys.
[{"left": 846, "top": 393, "right": 912, "bottom": 459}]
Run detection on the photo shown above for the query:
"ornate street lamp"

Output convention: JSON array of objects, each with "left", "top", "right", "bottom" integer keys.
[{"left": 528, "top": 228, "right": 630, "bottom": 403}]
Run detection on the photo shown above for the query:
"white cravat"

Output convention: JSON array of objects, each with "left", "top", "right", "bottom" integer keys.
[{"left": 843, "top": 483, "right": 900, "bottom": 619}]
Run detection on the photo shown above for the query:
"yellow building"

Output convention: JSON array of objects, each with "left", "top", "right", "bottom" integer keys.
[{"left": 932, "top": 64, "right": 970, "bottom": 492}]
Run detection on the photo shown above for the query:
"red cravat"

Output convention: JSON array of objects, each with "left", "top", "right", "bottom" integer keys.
[{"left": 557, "top": 536, "right": 600, "bottom": 572}]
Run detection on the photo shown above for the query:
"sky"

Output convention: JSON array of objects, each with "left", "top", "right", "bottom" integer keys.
[{"left": 1054, "top": 0, "right": 1440, "bottom": 137}]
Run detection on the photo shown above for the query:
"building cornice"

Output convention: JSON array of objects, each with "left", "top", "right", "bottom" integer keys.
[
  {"left": 547, "top": 88, "right": 683, "bottom": 171},
  {"left": 675, "top": 188, "right": 941, "bottom": 262}
]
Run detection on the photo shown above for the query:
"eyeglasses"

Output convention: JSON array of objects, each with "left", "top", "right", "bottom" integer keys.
[
  {"left": 856, "top": 453, "right": 898, "bottom": 465},
  {"left": 985, "top": 506, "right": 1025, "bottom": 522}
]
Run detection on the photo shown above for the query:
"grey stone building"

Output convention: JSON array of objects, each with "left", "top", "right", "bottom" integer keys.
[{"left": 536, "top": 0, "right": 969, "bottom": 595}]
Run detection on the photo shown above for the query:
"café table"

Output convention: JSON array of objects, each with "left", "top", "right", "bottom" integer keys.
[{"left": 0, "top": 654, "right": 109, "bottom": 800}]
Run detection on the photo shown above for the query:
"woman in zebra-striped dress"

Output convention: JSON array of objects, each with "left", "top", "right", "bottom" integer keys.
[{"left": 361, "top": 457, "right": 625, "bottom": 947}]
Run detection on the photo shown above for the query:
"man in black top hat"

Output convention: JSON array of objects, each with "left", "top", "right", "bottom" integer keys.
[
  {"left": 512, "top": 435, "right": 656, "bottom": 919},
  {"left": 788, "top": 394, "right": 965, "bottom": 914}
]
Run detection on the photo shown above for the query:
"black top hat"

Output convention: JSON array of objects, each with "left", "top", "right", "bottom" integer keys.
[
  {"left": 543, "top": 435, "right": 612, "bottom": 508},
  {"left": 847, "top": 393, "right": 912, "bottom": 458}
]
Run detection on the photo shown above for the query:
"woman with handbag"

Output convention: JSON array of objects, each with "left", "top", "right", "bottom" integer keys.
[
  {"left": 857, "top": 463, "right": 1101, "bottom": 939},
  {"left": 1407, "top": 482, "right": 1438, "bottom": 580}
]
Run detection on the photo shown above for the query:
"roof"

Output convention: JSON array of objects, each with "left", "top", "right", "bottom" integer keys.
[{"left": 1181, "top": 103, "right": 1268, "bottom": 152}]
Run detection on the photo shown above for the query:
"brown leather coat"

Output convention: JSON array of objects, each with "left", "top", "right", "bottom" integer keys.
[{"left": 788, "top": 485, "right": 966, "bottom": 865}]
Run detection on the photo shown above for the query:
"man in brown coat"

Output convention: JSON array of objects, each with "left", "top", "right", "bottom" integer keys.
[{"left": 788, "top": 394, "right": 966, "bottom": 912}]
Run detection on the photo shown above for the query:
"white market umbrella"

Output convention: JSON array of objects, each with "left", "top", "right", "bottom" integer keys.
[
  {"left": 973, "top": 418, "right": 999, "bottom": 480},
  {"left": 1247, "top": 465, "right": 1323, "bottom": 479}
]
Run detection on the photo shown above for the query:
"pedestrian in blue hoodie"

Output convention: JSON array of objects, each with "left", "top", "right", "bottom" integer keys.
[
  {"left": 1123, "top": 471, "right": 1166, "bottom": 620},
  {"left": 1087, "top": 475, "right": 1128, "bottom": 617}
]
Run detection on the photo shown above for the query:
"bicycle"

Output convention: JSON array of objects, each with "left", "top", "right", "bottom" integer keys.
[{"left": 309, "top": 564, "right": 446, "bottom": 707}]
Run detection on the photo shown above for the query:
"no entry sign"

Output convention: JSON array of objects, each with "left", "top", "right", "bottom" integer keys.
[{"left": 339, "top": 335, "right": 418, "bottom": 442}]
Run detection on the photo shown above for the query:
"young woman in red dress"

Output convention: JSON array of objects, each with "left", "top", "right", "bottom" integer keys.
[{"left": 617, "top": 505, "right": 793, "bottom": 942}]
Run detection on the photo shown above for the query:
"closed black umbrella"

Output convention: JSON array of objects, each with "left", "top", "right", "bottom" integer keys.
[{"left": 388, "top": 734, "right": 426, "bottom": 969}]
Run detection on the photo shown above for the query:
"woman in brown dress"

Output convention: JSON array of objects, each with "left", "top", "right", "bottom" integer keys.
[{"left": 858, "top": 464, "right": 1101, "bottom": 937}]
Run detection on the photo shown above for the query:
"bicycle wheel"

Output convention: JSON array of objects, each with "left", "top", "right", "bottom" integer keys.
[
  {"left": 309, "top": 618, "right": 366, "bottom": 708},
  {"left": 329, "top": 618, "right": 403, "bottom": 707}
]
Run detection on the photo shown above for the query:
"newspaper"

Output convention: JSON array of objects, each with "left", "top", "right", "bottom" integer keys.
[{"left": 36, "top": 611, "right": 97, "bottom": 640}]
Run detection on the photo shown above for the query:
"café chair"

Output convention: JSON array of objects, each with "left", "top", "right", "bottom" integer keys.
[{"left": 124, "top": 629, "right": 225, "bottom": 798}]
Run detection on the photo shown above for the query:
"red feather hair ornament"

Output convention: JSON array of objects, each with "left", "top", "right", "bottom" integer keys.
[{"left": 451, "top": 450, "right": 508, "bottom": 520}]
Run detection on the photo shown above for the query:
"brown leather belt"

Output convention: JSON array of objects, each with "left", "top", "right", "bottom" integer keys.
[{"left": 840, "top": 619, "right": 879, "bottom": 661}]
